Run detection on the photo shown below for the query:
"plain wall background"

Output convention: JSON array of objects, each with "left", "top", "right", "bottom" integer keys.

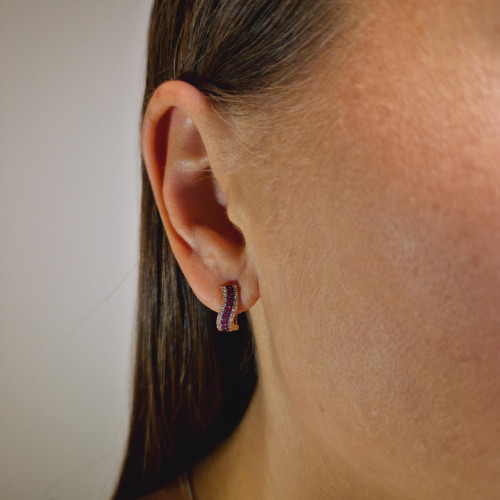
[{"left": 0, "top": 1, "right": 153, "bottom": 498}]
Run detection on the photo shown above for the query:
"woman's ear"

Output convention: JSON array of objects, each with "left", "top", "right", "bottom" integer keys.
[{"left": 140, "top": 80, "right": 259, "bottom": 314}]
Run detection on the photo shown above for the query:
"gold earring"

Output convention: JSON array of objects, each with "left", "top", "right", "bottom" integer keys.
[{"left": 216, "top": 283, "right": 239, "bottom": 332}]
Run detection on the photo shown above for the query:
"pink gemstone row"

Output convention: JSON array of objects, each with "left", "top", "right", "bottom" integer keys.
[{"left": 217, "top": 284, "right": 238, "bottom": 331}]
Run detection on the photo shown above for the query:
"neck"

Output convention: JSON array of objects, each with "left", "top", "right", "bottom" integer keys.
[{"left": 189, "top": 300, "right": 390, "bottom": 500}]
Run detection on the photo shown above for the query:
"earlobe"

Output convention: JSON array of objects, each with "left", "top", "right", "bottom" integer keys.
[{"left": 140, "top": 80, "right": 260, "bottom": 314}]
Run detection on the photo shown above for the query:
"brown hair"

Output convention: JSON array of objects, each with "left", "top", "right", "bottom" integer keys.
[{"left": 111, "top": 1, "right": 347, "bottom": 498}]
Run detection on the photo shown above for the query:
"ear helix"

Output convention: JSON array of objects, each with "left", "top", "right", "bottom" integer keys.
[{"left": 216, "top": 283, "right": 239, "bottom": 332}]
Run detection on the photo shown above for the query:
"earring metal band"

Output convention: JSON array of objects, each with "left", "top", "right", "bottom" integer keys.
[{"left": 216, "top": 284, "right": 239, "bottom": 332}]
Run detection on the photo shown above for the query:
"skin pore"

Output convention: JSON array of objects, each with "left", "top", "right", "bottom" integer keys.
[{"left": 141, "top": 0, "right": 500, "bottom": 498}]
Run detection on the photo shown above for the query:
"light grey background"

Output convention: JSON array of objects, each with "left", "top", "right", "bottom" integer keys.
[{"left": 0, "top": 1, "right": 153, "bottom": 498}]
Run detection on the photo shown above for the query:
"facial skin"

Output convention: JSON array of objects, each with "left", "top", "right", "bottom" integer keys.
[{"left": 141, "top": 1, "right": 500, "bottom": 498}]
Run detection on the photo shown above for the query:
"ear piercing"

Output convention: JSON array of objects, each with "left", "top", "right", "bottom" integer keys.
[{"left": 216, "top": 284, "right": 239, "bottom": 332}]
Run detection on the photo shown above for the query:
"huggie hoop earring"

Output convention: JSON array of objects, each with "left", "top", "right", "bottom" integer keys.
[{"left": 216, "top": 284, "right": 239, "bottom": 332}]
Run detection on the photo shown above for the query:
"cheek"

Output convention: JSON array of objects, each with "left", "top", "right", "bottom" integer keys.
[
  {"left": 339, "top": 19, "right": 500, "bottom": 420},
  {"left": 354, "top": 88, "right": 500, "bottom": 489},
  {"left": 325, "top": 107, "right": 500, "bottom": 495}
]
